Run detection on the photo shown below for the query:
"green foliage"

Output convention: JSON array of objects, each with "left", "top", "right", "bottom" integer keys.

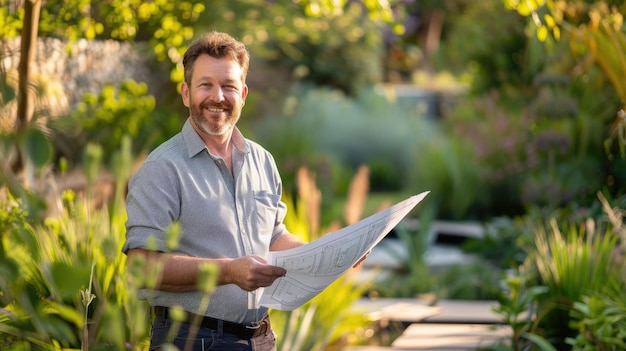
[
  {"left": 18, "top": 127, "right": 53, "bottom": 170},
  {"left": 52, "top": 79, "right": 163, "bottom": 164},
  {"left": 434, "top": 0, "right": 531, "bottom": 94},
  {"left": 492, "top": 273, "right": 554, "bottom": 351},
  {"left": 529, "top": 218, "right": 620, "bottom": 301},
  {"left": 432, "top": 0, "right": 624, "bottom": 217},
  {"left": 462, "top": 217, "right": 527, "bottom": 270},
  {"left": 526, "top": 217, "right": 623, "bottom": 347},
  {"left": 444, "top": 67, "right": 618, "bottom": 215},
  {"left": 0, "top": 193, "right": 147, "bottom": 350},
  {"left": 442, "top": 94, "right": 528, "bottom": 217},
  {"left": 407, "top": 128, "right": 484, "bottom": 220},
  {"left": 0, "top": 125, "right": 53, "bottom": 220},
  {"left": 253, "top": 86, "right": 434, "bottom": 199},
  {"left": 434, "top": 260, "right": 504, "bottom": 300},
  {"left": 373, "top": 211, "right": 434, "bottom": 298},
  {"left": 254, "top": 84, "right": 492, "bottom": 220},
  {"left": 428, "top": 0, "right": 625, "bottom": 215},
  {"left": 0, "top": 0, "right": 204, "bottom": 87},
  {"left": 367, "top": 157, "right": 403, "bottom": 192},
  {"left": 504, "top": 0, "right": 626, "bottom": 160},
  {"left": 198, "top": 1, "right": 391, "bottom": 95},
  {"left": 298, "top": 0, "right": 397, "bottom": 23},
  {"left": 493, "top": 193, "right": 626, "bottom": 350},
  {"left": 374, "top": 212, "right": 504, "bottom": 301},
  {"left": 567, "top": 293, "right": 626, "bottom": 350},
  {"left": 0, "top": 142, "right": 153, "bottom": 350},
  {"left": 0, "top": 4, "right": 22, "bottom": 38}
]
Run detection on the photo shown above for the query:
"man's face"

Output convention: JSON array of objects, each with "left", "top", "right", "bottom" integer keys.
[{"left": 182, "top": 54, "right": 248, "bottom": 138}]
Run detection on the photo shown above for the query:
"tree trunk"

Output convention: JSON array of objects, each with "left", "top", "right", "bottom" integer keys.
[
  {"left": 13, "top": 0, "right": 41, "bottom": 174},
  {"left": 423, "top": 10, "right": 443, "bottom": 73}
]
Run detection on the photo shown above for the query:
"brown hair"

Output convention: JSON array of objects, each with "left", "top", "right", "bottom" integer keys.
[{"left": 182, "top": 31, "right": 250, "bottom": 85}]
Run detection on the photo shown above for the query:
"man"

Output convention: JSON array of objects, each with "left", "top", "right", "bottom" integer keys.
[{"left": 123, "top": 31, "right": 306, "bottom": 351}]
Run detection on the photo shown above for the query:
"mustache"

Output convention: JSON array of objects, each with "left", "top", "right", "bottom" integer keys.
[{"left": 200, "top": 100, "right": 231, "bottom": 110}]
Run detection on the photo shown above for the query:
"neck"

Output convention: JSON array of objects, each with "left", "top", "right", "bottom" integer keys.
[
  {"left": 204, "top": 135, "right": 231, "bottom": 159},
  {"left": 190, "top": 118, "right": 233, "bottom": 159},
  {"left": 204, "top": 135, "right": 233, "bottom": 173}
]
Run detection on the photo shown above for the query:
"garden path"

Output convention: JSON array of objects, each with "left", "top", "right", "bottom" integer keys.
[{"left": 343, "top": 298, "right": 511, "bottom": 351}]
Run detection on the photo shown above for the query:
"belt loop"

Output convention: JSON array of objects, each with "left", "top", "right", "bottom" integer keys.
[{"left": 217, "top": 319, "right": 224, "bottom": 338}]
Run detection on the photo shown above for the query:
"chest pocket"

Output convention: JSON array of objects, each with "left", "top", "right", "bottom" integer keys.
[{"left": 253, "top": 190, "right": 280, "bottom": 238}]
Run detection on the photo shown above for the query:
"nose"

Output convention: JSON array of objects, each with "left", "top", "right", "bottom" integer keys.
[{"left": 209, "top": 86, "right": 225, "bottom": 102}]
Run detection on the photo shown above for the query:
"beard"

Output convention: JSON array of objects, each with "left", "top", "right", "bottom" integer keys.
[{"left": 189, "top": 98, "right": 241, "bottom": 137}]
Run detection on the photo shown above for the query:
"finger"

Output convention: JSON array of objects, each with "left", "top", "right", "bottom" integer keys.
[
  {"left": 258, "top": 275, "right": 282, "bottom": 287},
  {"left": 257, "top": 265, "right": 286, "bottom": 278}
]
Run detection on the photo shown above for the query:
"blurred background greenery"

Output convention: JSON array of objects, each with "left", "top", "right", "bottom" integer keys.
[
  {"left": 1, "top": 0, "right": 626, "bottom": 350},
  {"left": 3, "top": 0, "right": 625, "bottom": 221}
]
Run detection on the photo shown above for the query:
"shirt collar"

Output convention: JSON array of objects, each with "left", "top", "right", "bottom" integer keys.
[{"left": 230, "top": 126, "right": 249, "bottom": 155}]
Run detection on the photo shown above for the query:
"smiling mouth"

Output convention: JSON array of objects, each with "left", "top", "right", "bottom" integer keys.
[
  {"left": 206, "top": 107, "right": 226, "bottom": 113},
  {"left": 201, "top": 101, "right": 231, "bottom": 114}
]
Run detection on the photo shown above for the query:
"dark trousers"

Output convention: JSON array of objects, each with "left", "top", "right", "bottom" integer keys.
[{"left": 149, "top": 316, "right": 276, "bottom": 351}]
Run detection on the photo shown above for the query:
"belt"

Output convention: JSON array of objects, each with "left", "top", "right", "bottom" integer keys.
[{"left": 153, "top": 306, "right": 269, "bottom": 338}]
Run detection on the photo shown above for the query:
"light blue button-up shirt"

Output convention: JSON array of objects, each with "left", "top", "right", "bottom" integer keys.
[{"left": 123, "top": 118, "right": 287, "bottom": 323}]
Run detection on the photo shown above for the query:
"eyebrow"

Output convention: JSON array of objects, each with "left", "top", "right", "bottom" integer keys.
[{"left": 195, "top": 76, "right": 240, "bottom": 85}]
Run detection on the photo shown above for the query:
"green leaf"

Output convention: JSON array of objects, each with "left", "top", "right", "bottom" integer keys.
[
  {"left": 521, "top": 332, "right": 558, "bottom": 351},
  {"left": 20, "top": 127, "right": 53, "bottom": 169},
  {"left": 0, "top": 76, "right": 16, "bottom": 103},
  {"left": 165, "top": 222, "right": 182, "bottom": 251},
  {"left": 197, "top": 263, "right": 218, "bottom": 295},
  {"left": 45, "top": 301, "right": 85, "bottom": 326},
  {"left": 96, "top": 306, "right": 127, "bottom": 348},
  {"left": 50, "top": 261, "right": 91, "bottom": 299}
]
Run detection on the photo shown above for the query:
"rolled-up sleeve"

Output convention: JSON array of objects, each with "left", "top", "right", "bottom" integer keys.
[{"left": 123, "top": 159, "right": 180, "bottom": 253}]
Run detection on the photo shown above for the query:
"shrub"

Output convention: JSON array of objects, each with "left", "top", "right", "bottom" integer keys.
[
  {"left": 51, "top": 79, "right": 178, "bottom": 166},
  {"left": 252, "top": 86, "right": 436, "bottom": 199},
  {"left": 493, "top": 192, "right": 626, "bottom": 350},
  {"left": 0, "top": 140, "right": 153, "bottom": 350}
]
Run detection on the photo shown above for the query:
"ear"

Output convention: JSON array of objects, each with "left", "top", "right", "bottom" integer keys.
[
  {"left": 181, "top": 81, "right": 190, "bottom": 107},
  {"left": 241, "top": 84, "right": 248, "bottom": 103}
]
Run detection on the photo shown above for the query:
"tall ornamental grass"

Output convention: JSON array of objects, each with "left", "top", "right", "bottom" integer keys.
[{"left": 494, "top": 192, "right": 626, "bottom": 350}]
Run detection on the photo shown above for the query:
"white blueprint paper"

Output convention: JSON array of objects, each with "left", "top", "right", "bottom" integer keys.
[{"left": 258, "top": 191, "right": 430, "bottom": 310}]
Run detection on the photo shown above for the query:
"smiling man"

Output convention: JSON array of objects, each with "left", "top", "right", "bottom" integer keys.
[{"left": 123, "top": 31, "right": 306, "bottom": 351}]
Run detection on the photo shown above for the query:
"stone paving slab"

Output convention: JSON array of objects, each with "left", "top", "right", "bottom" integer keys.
[
  {"left": 422, "top": 300, "right": 503, "bottom": 324},
  {"left": 391, "top": 323, "right": 511, "bottom": 350},
  {"left": 343, "top": 299, "right": 509, "bottom": 351},
  {"left": 343, "top": 324, "right": 511, "bottom": 351},
  {"left": 353, "top": 298, "right": 443, "bottom": 323},
  {"left": 353, "top": 298, "right": 503, "bottom": 324}
]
